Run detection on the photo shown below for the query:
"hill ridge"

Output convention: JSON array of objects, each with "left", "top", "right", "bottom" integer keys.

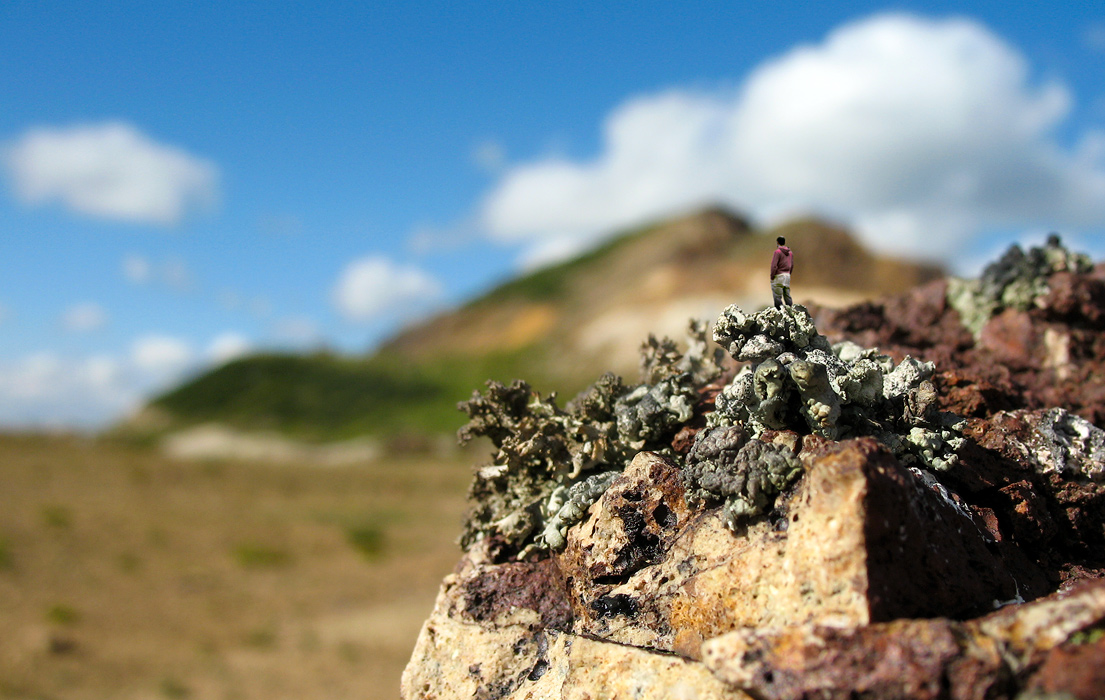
[{"left": 128, "top": 206, "right": 943, "bottom": 445}]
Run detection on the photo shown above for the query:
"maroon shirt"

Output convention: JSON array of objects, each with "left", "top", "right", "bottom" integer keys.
[{"left": 771, "top": 245, "right": 793, "bottom": 279}]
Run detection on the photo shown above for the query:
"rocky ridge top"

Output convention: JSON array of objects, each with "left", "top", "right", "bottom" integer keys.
[{"left": 402, "top": 237, "right": 1105, "bottom": 700}]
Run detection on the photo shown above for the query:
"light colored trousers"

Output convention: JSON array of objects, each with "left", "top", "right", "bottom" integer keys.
[{"left": 771, "top": 273, "right": 792, "bottom": 307}]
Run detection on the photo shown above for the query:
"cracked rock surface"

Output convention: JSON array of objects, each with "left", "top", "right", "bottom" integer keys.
[{"left": 403, "top": 240, "right": 1105, "bottom": 700}]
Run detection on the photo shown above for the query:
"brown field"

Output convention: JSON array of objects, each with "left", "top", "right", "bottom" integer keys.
[{"left": 0, "top": 433, "right": 471, "bottom": 700}]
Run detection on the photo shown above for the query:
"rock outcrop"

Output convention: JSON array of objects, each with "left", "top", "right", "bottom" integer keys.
[{"left": 402, "top": 238, "right": 1105, "bottom": 700}]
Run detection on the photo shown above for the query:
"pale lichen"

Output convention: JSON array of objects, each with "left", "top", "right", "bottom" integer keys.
[
  {"left": 458, "top": 320, "right": 724, "bottom": 557},
  {"left": 1022, "top": 408, "right": 1105, "bottom": 481},
  {"left": 710, "top": 303, "right": 963, "bottom": 471},
  {"left": 947, "top": 234, "right": 1093, "bottom": 336},
  {"left": 531, "top": 470, "right": 621, "bottom": 552},
  {"left": 459, "top": 294, "right": 988, "bottom": 558}
]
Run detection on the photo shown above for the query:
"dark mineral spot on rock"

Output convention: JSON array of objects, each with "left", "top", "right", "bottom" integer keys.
[{"left": 590, "top": 593, "right": 639, "bottom": 618}]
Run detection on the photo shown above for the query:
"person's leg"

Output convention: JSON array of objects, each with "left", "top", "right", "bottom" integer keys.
[
  {"left": 783, "top": 282, "right": 792, "bottom": 306},
  {"left": 771, "top": 277, "right": 783, "bottom": 308}
]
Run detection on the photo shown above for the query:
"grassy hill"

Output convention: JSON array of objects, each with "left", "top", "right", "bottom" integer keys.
[{"left": 127, "top": 207, "right": 943, "bottom": 445}]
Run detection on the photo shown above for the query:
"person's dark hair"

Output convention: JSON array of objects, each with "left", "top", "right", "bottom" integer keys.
[{"left": 777, "top": 236, "right": 786, "bottom": 245}]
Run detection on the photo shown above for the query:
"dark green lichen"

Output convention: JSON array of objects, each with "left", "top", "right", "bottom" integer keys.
[{"left": 682, "top": 427, "right": 803, "bottom": 530}]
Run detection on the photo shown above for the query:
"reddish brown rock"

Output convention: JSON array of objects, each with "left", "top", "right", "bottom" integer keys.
[
  {"left": 998, "top": 479, "right": 1059, "bottom": 547},
  {"left": 703, "top": 579, "right": 1105, "bottom": 700},
  {"left": 1025, "top": 638, "right": 1105, "bottom": 700},
  {"left": 702, "top": 619, "right": 969, "bottom": 700},
  {"left": 814, "top": 269, "right": 1105, "bottom": 429},
  {"left": 461, "top": 557, "right": 572, "bottom": 631},
  {"left": 934, "top": 369, "right": 1019, "bottom": 418},
  {"left": 978, "top": 308, "right": 1039, "bottom": 370},
  {"left": 1041, "top": 271, "right": 1105, "bottom": 327}
]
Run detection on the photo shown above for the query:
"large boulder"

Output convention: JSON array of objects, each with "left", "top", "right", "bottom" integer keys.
[{"left": 403, "top": 239, "right": 1105, "bottom": 699}]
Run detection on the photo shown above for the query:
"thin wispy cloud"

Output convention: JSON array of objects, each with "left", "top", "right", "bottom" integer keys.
[
  {"left": 1085, "top": 22, "right": 1105, "bottom": 53},
  {"left": 62, "top": 302, "right": 108, "bottom": 332},
  {"left": 122, "top": 254, "right": 195, "bottom": 292},
  {"left": 480, "top": 13, "right": 1105, "bottom": 264},
  {"left": 472, "top": 139, "right": 507, "bottom": 173},
  {"left": 122, "top": 254, "right": 153, "bottom": 284},
  {"left": 272, "top": 316, "right": 322, "bottom": 347},
  {"left": 0, "top": 330, "right": 255, "bottom": 428},
  {"left": 5, "top": 122, "right": 218, "bottom": 226}
]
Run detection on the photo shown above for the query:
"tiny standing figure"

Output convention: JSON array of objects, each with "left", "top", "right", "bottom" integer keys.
[{"left": 770, "top": 236, "right": 793, "bottom": 308}]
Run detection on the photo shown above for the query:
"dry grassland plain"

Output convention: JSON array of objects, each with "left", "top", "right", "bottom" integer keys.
[{"left": 0, "top": 433, "right": 470, "bottom": 700}]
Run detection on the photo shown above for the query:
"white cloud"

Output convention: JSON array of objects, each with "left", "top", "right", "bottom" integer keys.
[
  {"left": 131, "top": 335, "right": 195, "bottom": 378},
  {"left": 121, "top": 253, "right": 194, "bottom": 291},
  {"left": 0, "top": 331, "right": 262, "bottom": 429},
  {"left": 480, "top": 13, "right": 1105, "bottom": 262},
  {"left": 332, "top": 256, "right": 442, "bottom": 322},
  {"left": 5, "top": 121, "right": 218, "bottom": 225},
  {"left": 0, "top": 353, "right": 134, "bottom": 429},
  {"left": 518, "top": 236, "right": 595, "bottom": 271},
  {"left": 207, "top": 332, "right": 252, "bottom": 364},
  {"left": 62, "top": 302, "right": 108, "bottom": 332}
]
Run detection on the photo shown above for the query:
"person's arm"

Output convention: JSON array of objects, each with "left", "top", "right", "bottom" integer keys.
[{"left": 770, "top": 249, "right": 781, "bottom": 278}]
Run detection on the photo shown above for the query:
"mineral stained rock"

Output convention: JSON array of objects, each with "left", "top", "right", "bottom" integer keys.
[{"left": 404, "top": 239, "right": 1105, "bottom": 700}]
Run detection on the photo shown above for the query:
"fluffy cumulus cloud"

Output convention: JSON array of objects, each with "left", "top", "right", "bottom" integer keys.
[
  {"left": 4, "top": 122, "right": 218, "bottom": 225},
  {"left": 206, "top": 332, "right": 251, "bottom": 364},
  {"left": 481, "top": 13, "right": 1105, "bottom": 262},
  {"left": 0, "top": 331, "right": 253, "bottom": 429},
  {"left": 131, "top": 335, "right": 195, "bottom": 378},
  {"left": 332, "top": 256, "right": 442, "bottom": 322},
  {"left": 0, "top": 353, "right": 133, "bottom": 428}
]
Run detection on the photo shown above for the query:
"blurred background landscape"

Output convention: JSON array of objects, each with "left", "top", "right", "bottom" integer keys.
[{"left": 1, "top": 2, "right": 1104, "bottom": 699}]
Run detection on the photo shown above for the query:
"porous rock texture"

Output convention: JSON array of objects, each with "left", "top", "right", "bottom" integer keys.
[{"left": 402, "top": 239, "right": 1105, "bottom": 700}]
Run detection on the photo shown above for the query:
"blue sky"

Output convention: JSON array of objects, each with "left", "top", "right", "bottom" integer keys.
[{"left": 1, "top": 1, "right": 1104, "bottom": 428}]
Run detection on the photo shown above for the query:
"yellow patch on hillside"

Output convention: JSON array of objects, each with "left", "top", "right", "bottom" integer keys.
[{"left": 501, "top": 304, "right": 558, "bottom": 350}]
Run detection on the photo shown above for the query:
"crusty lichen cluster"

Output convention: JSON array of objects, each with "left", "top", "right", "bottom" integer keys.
[
  {"left": 458, "top": 320, "right": 724, "bottom": 557},
  {"left": 682, "top": 425, "right": 802, "bottom": 530},
  {"left": 709, "top": 304, "right": 964, "bottom": 468},
  {"left": 947, "top": 234, "right": 1092, "bottom": 336},
  {"left": 459, "top": 301, "right": 977, "bottom": 556}
]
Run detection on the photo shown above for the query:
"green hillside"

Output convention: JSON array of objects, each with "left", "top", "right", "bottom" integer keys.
[
  {"left": 127, "top": 207, "right": 942, "bottom": 446},
  {"left": 147, "top": 346, "right": 556, "bottom": 443}
]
